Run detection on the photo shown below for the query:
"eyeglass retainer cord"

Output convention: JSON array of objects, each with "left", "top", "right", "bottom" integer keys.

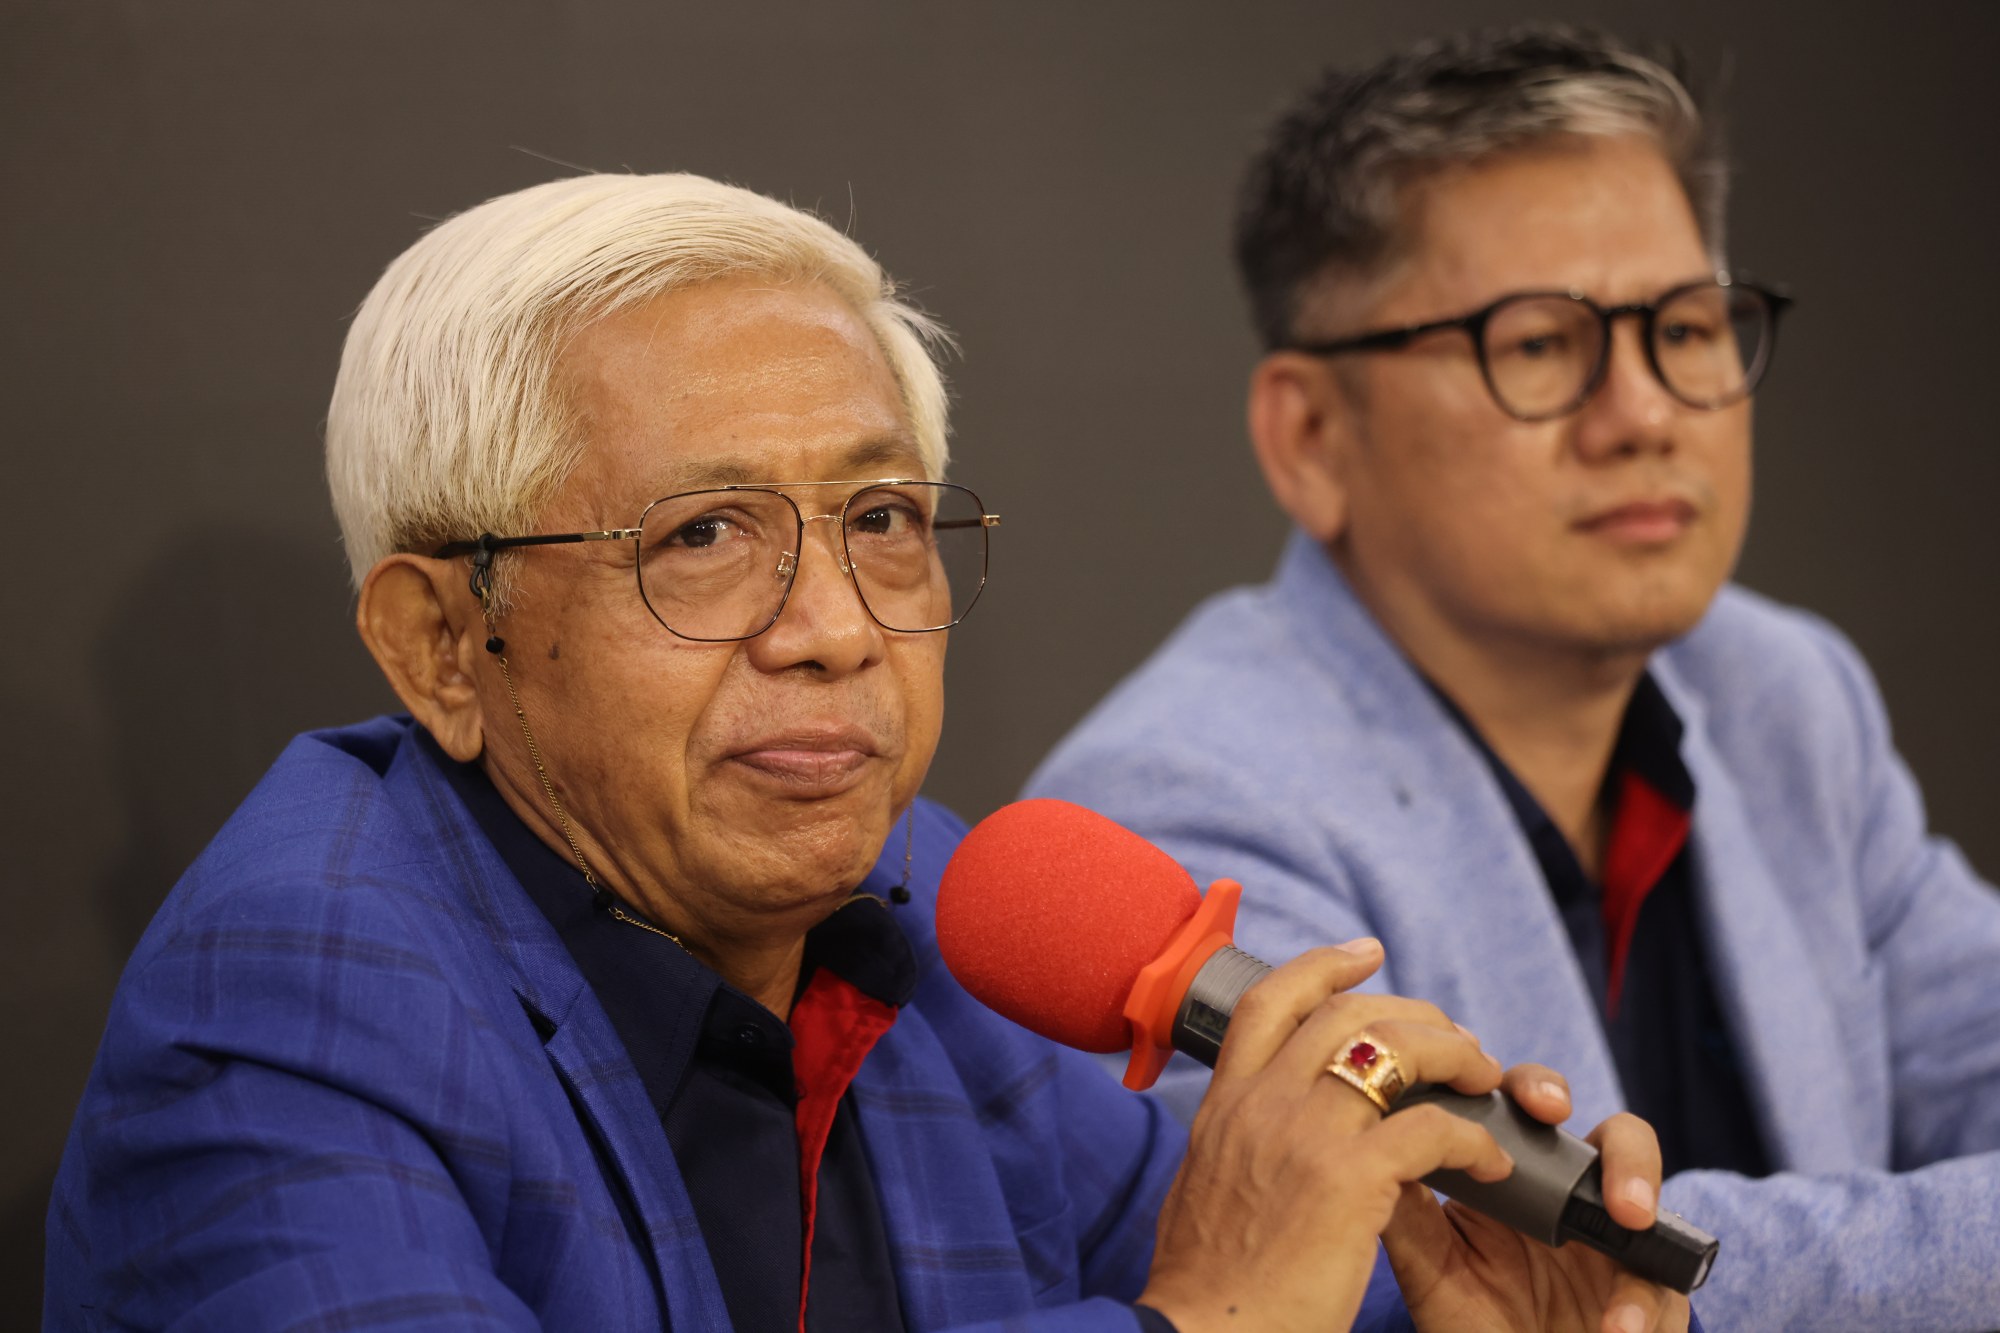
[{"left": 463, "top": 538, "right": 912, "bottom": 934}]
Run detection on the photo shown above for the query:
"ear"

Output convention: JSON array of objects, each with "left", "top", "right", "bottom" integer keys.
[
  {"left": 1246, "top": 352, "right": 1358, "bottom": 545},
  {"left": 356, "top": 554, "right": 487, "bottom": 762}
]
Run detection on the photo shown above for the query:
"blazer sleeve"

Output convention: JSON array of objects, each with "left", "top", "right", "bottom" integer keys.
[
  {"left": 1818, "top": 624, "right": 2000, "bottom": 1165},
  {"left": 44, "top": 875, "right": 545, "bottom": 1333},
  {"left": 1655, "top": 620, "right": 2000, "bottom": 1332},
  {"left": 929, "top": 1049, "right": 1422, "bottom": 1332}
]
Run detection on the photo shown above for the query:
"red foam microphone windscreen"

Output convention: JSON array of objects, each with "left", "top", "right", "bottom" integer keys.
[{"left": 936, "top": 798, "right": 1203, "bottom": 1052}]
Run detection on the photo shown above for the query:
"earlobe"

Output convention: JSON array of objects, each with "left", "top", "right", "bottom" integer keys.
[
  {"left": 356, "top": 556, "right": 486, "bottom": 762},
  {"left": 1247, "top": 354, "right": 1353, "bottom": 545}
]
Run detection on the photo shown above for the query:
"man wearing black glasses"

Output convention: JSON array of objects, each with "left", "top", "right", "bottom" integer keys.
[{"left": 1032, "top": 25, "right": 2000, "bottom": 1331}]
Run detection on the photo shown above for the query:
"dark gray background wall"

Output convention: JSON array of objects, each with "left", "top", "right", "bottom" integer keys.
[{"left": 5, "top": 1, "right": 1995, "bottom": 1320}]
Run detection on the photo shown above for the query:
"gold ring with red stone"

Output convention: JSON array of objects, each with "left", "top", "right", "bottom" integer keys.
[{"left": 1325, "top": 1031, "right": 1410, "bottom": 1115}]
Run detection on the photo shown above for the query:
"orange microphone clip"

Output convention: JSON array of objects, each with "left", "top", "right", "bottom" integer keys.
[{"left": 1120, "top": 879, "right": 1242, "bottom": 1090}]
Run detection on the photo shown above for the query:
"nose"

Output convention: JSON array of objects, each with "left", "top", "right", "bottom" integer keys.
[
  {"left": 744, "top": 514, "right": 885, "bottom": 677},
  {"left": 1571, "top": 319, "right": 1677, "bottom": 462}
]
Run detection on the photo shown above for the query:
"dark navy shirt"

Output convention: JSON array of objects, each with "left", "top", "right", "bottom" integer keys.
[
  {"left": 424, "top": 731, "right": 911, "bottom": 1332},
  {"left": 1434, "top": 677, "right": 1772, "bottom": 1180}
]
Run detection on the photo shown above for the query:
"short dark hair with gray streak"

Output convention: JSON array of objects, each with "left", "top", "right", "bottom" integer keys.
[{"left": 1235, "top": 24, "right": 1728, "bottom": 349}]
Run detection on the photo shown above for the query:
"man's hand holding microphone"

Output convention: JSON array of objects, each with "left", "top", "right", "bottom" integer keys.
[{"left": 939, "top": 799, "right": 1697, "bottom": 1333}]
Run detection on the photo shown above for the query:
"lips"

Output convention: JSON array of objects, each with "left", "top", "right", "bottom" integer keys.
[
  {"left": 1574, "top": 496, "right": 1699, "bottom": 544},
  {"left": 724, "top": 725, "right": 883, "bottom": 794}
]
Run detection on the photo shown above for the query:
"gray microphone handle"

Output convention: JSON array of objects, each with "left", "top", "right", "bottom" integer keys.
[
  {"left": 1168, "top": 947, "right": 1716, "bottom": 1294},
  {"left": 1397, "top": 1084, "right": 1597, "bottom": 1244},
  {"left": 1399, "top": 1085, "right": 1718, "bottom": 1295}
]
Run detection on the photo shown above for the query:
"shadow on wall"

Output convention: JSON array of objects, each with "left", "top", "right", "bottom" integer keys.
[
  {"left": 8, "top": 527, "right": 389, "bottom": 1324},
  {"left": 90, "top": 521, "right": 393, "bottom": 955},
  {"left": 3, "top": 1168, "right": 54, "bottom": 1327}
]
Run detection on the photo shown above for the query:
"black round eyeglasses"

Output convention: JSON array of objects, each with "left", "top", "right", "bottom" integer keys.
[{"left": 1283, "top": 276, "right": 1792, "bottom": 422}]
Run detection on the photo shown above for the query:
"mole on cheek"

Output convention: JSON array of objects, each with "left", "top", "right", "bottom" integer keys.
[{"left": 547, "top": 642, "right": 561, "bottom": 660}]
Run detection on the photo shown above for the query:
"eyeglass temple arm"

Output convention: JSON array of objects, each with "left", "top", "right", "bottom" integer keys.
[
  {"left": 1286, "top": 317, "right": 1462, "bottom": 357},
  {"left": 434, "top": 529, "right": 644, "bottom": 611},
  {"left": 932, "top": 514, "right": 1002, "bottom": 531},
  {"left": 432, "top": 528, "right": 643, "bottom": 559}
]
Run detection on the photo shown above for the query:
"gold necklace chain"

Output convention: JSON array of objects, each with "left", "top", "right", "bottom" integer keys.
[
  {"left": 895, "top": 806, "right": 913, "bottom": 903},
  {"left": 492, "top": 644, "right": 688, "bottom": 950},
  {"left": 478, "top": 566, "right": 911, "bottom": 945}
]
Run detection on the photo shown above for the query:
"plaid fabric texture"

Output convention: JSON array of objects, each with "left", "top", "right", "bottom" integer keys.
[{"left": 45, "top": 716, "right": 1189, "bottom": 1332}]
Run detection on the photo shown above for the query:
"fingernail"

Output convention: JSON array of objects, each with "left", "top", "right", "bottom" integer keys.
[
  {"left": 1535, "top": 1079, "right": 1568, "bottom": 1104},
  {"left": 1619, "top": 1177, "right": 1656, "bottom": 1216},
  {"left": 1337, "top": 937, "right": 1382, "bottom": 956},
  {"left": 1608, "top": 1304, "right": 1646, "bottom": 1333}
]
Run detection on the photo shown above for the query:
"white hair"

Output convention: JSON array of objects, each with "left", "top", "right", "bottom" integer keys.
[{"left": 326, "top": 172, "right": 953, "bottom": 588}]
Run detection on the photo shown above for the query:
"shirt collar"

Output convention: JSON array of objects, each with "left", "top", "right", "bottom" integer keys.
[
  {"left": 1425, "top": 672, "right": 1695, "bottom": 897},
  {"left": 416, "top": 727, "right": 917, "bottom": 1107}
]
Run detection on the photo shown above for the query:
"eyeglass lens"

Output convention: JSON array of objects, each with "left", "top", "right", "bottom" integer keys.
[
  {"left": 1480, "top": 283, "right": 1775, "bottom": 420},
  {"left": 636, "top": 482, "right": 988, "bottom": 640}
]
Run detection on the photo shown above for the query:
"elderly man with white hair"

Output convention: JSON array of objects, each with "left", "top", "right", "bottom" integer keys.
[{"left": 46, "top": 173, "right": 1687, "bottom": 1333}]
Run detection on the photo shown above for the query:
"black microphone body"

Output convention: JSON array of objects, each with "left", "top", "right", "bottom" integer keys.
[{"left": 1178, "top": 945, "right": 1718, "bottom": 1295}]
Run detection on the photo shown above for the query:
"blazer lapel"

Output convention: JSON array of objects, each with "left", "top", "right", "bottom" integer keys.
[
  {"left": 537, "top": 1017, "right": 732, "bottom": 1329},
  {"left": 382, "top": 732, "right": 733, "bottom": 1329},
  {"left": 1657, "top": 675, "right": 1868, "bottom": 1172},
  {"left": 1274, "top": 535, "right": 1627, "bottom": 1128},
  {"left": 1280, "top": 536, "right": 1865, "bottom": 1163},
  {"left": 1361, "top": 718, "right": 1630, "bottom": 1129},
  {"left": 848, "top": 1009, "right": 1037, "bottom": 1329}
]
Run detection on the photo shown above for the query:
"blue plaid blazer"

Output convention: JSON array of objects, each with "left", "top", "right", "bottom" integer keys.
[{"left": 47, "top": 716, "right": 1207, "bottom": 1331}]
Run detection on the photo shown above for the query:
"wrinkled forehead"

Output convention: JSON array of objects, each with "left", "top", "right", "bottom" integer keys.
[
  {"left": 651, "top": 436, "right": 931, "bottom": 494},
  {"left": 556, "top": 278, "right": 930, "bottom": 518}
]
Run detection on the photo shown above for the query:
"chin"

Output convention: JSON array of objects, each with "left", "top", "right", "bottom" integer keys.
[
  {"left": 744, "top": 805, "right": 893, "bottom": 893},
  {"left": 1578, "top": 589, "right": 1722, "bottom": 657}
]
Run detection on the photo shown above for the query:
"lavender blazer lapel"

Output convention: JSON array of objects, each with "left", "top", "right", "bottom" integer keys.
[
  {"left": 1316, "top": 547, "right": 1866, "bottom": 1166},
  {"left": 1273, "top": 536, "right": 1629, "bottom": 1129},
  {"left": 1356, "top": 703, "right": 1631, "bottom": 1129},
  {"left": 1654, "top": 673, "right": 1871, "bottom": 1173}
]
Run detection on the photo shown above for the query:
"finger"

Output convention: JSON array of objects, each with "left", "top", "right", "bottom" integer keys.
[
  {"left": 1499, "top": 1061, "right": 1573, "bottom": 1125},
  {"left": 1361, "top": 1101, "right": 1514, "bottom": 1187},
  {"left": 1586, "top": 1112, "right": 1663, "bottom": 1230},
  {"left": 1309, "top": 1019, "right": 1502, "bottom": 1120},
  {"left": 1270, "top": 990, "right": 1470, "bottom": 1087},
  {"left": 1376, "top": 1182, "right": 1455, "bottom": 1307},
  {"left": 1599, "top": 1269, "right": 1683, "bottom": 1333},
  {"left": 1382, "top": 1196, "right": 1521, "bottom": 1314},
  {"left": 1210, "top": 940, "right": 1384, "bottom": 1078}
]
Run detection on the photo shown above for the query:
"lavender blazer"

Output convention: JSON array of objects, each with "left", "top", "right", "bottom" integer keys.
[{"left": 1030, "top": 531, "right": 2000, "bottom": 1332}]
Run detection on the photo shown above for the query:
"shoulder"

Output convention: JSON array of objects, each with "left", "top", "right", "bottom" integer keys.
[
  {"left": 1070, "top": 579, "right": 1335, "bottom": 735},
  {"left": 128, "top": 719, "right": 486, "bottom": 976},
  {"left": 88, "top": 716, "right": 534, "bottom": 1137},
  {"left": 1661, "top": 584, "right": 1890, "bottom": 779},
  {"left": 1667, "top": 584, "right": 1875, "bottom": 703},
  {"left": 1027, "top": 545, "right": 1421, "bottom": 889},
  {"left": 1033, "top": 587, "right": 1373, "bottom": 805},
  {"left": 53, "top": 719, "right": 569, "bottom": 1321}
]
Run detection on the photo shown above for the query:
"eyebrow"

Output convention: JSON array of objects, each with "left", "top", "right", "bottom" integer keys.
[{"left": 662, "top": 436, "right": 927, "bottom": 492}]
